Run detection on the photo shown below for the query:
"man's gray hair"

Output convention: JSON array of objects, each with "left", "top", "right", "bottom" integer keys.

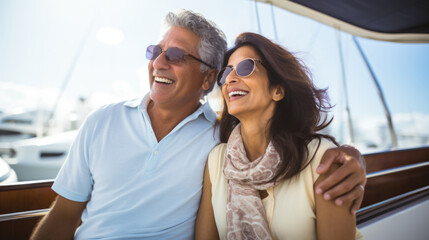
[{"left": 163, "top": 9, "right": 227, "bottom": 93}]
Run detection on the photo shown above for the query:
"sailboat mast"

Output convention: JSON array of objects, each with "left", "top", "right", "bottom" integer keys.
[
  {"left": 337, "top": 30, "right": 355, "bottom": 144},
  {"left": 352, "top": 36, "right": 398, "bottom": 148}
]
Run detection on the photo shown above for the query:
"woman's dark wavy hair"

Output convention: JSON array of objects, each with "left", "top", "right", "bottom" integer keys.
[{"left": 217, "top": 32, "right": 338, "bottom": 182}]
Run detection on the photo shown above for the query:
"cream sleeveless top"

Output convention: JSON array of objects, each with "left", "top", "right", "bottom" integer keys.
[{"left": 208, "top": 138, "right": 364, "bottom": 240}]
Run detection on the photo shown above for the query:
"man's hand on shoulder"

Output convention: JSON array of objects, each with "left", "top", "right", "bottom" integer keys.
[{"left": 315, "top": 145, "right": 367, "bottom": 215}]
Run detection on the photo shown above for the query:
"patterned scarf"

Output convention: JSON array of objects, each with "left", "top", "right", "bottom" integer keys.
[{"left": 223, "top": 124, "right": 282, "bottom": 240}]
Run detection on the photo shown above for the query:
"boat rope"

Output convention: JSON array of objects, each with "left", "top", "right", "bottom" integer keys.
[
  {"left": 254, "top": 0, "right": 262, "bottom": 34},
  {"left": 270, "top": 3, "right": 278, "bottom": 41},
  {"left": 337, "top": 30, "right": 355, "bottom": 144},
  {"left": 352, "top": 36, "right": 398, "bottom": 148},
  {"left": 305, "top": 24, "right": 321, "bottom": 52}
]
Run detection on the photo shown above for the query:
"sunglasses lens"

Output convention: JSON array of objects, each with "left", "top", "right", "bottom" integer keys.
[
  {"left": 217, "top": 59, "right": 257, "bottom": 86},
  {"left": 165, "top": 48, "right": 185, "bottom": 63},
  {"left": 236, "top": 59, "right": 255, "bottom": 77},
  {"left": 146, "top": 45, "right": 161, "bottom": 60},
  {"left": 218, "top": 67, "right": 232, "bottom": 86}
]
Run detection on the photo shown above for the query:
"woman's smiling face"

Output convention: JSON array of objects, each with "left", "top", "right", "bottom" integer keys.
[{"left": 221, "top": 45, "right": 282, "bottom": 120}]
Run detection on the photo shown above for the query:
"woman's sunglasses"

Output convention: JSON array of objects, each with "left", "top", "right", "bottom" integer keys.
[
  {"left": 146, "top": 45, "right": 214, "bottom": 69},
  {"left": 217, "top": 58, "right": 263, "bottom": 86}
]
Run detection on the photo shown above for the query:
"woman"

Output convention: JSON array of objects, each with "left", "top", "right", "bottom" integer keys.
[{"left": 195, "top": 32, "right": 363, "bottom": 239}]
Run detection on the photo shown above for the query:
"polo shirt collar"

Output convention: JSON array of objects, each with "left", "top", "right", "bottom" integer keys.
[{"left": 124, "top": 94, "right": 217, "bottom": 124}]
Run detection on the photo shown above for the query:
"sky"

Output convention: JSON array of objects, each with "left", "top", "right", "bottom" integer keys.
[{"left": 0, "top": 0, "right": 428, "bottom": 151}]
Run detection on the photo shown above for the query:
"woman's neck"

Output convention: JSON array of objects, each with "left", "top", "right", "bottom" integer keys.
[{"left": 239, "top": 118, "right": 271, "bottom": 162}]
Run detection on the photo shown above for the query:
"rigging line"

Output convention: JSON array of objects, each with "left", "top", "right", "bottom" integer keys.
[
  {"left": 254, "top": 0, "right": 262, "bottom": 34},
  {"left": 336, "top": 30, "right": 355, "bottom": 144},
  {"left": 305, "top": 24, "right": 321, "bottom": 53},
  {"left": 46, "top": 23, "right": 94, "bottom": 134},
  {"left": 352, "top": 36, "right": 398, "bottom": 148},
  {"left": 270, "top": 3, "right": 278, "bottom": 41}
]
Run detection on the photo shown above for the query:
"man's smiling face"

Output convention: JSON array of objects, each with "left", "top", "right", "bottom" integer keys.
[{"left": 148, "top": 26, "right": 209, "bottom": 109}]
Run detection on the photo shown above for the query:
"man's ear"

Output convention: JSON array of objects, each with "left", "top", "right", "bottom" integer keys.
[
  {"left": 272, "top": 85, "right": 285, "bottom": 101},
  {"left": 202, "top": 69, "right": 217, "bottom": 91}
]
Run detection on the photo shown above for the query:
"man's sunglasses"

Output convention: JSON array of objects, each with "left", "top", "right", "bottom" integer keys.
[
  {"left": 217, "top": 58, "right": 263, "bottom": 86},
  {"left": 146, "top": 45, "right": 214, "bottom": 69}
]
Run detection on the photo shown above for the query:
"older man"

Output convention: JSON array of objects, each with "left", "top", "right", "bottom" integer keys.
[{"left": 31, "top": 9, "right": 366, "bottom": 240}]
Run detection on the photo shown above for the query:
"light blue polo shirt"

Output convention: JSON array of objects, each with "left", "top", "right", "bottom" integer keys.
[{"left": 52, "top": 94, "right": 219, "bottom": 239}]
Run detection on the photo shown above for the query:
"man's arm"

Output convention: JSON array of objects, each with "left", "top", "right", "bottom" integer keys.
[
  {"left": 30, "top": 196, "right": 87, "bottom": 240},
  {"left": 315, "top": 145, "right": 367, "bottom": 215}
]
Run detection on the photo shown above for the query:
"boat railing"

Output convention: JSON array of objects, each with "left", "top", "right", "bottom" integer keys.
[
  {"left": 0, "top": 180, "right": 56, "bottom": 239},
  {"left": 357, "top": 146, "right": 429, "bottom": 225}
]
